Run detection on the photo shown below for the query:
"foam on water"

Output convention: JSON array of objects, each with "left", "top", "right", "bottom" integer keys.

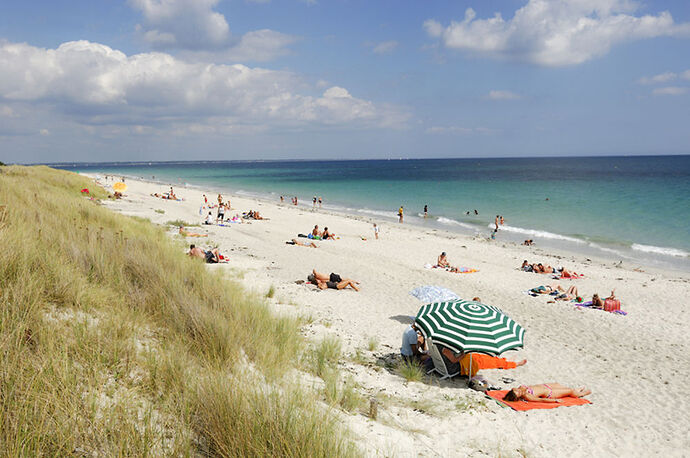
[
  {"left": 490, "top": 224, "right": 586, "bottom": 244},
  {"left": 631, "top": 243, "right": 689, "bottom": 258},
  {"left": 437, "top": 217, "right": 475, "bottom": 230}
]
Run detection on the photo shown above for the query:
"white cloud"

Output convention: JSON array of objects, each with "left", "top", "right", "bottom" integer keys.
[
  {"left": 488, "top": 90, "right": 521, "bottom": 100},
  {"left": 0, "top": 40, "right": 407, "bottom": 133},
  {"left": 682, "top": 70, "right": 690, "bottom": 80},
  {"left": 426, "top": 126, "right": 495, "bottom": 135},
  {"left": 39, "top": 128, "right": 50, "bottom": 136},
  {"left": 0, "top": 105, "right": 14, "bottom": 117},
  {"left": 130, "top": 0, "right": 230, "bottom": 50},
  {"left": 638, "top": 72, "right": 677, "bottom": 84},
  {"left": 129, "top": 0, "right": 297, "bottom": 62},
  {"left": 652, "top": 86, "right": 687, "bottom": 96},
  {"left": 372, "top": 40, "right": 399, "bottom": 55},
  {"left": 424, "top": 0, "right": 690, "bottom": 67}
]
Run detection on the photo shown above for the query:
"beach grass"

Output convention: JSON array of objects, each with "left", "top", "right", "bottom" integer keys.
[
  {"left": 0, "top": 166, "right": 357, "bottom": 456},
  {"left": 398, "top": 361, "right": 425, "bottom": 383}
]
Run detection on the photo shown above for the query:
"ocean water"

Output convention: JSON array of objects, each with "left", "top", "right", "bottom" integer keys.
[{"left": 56, "top": 156, "right": 690, "bottom": 271}]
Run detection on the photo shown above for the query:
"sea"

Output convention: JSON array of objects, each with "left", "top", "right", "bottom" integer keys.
[{"left": 54, "top": 156, "right": 690, "bottom": 272}]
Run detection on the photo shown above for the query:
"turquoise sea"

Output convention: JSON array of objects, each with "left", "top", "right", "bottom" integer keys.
[{"left": 56, "top": 156, "right": 690, "bottom": 271}]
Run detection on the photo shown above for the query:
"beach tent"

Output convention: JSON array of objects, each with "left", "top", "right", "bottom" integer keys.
[{"left": 414, "top": 299, "right": 525, "bottom": 379}]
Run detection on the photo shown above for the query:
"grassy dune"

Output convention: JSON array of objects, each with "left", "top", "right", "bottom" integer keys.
[{"left": 0, "top": 166, "right": 356, "bottom": 456}]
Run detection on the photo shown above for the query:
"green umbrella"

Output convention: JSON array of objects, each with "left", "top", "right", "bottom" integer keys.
[{"left": 415, "top": 299, "right": 525, "bottom": 356}]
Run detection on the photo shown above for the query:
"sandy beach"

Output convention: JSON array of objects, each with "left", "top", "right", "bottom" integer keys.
[{"left": 94, "top": 175, "right": 690, "bottom": 457}]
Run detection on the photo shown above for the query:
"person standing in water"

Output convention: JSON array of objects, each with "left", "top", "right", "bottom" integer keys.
[
  {"left": 500, "top": 216, "right": 505, "bottom": 225},
  {"left": 495, "top": 215, "right": 500, "bottom": 231},
  {"left": 424, "top": 204, "right": 428, "bottom": 218},
  {"left": 398, "top": 206, "right": 404, "bottom": 223},
  {"left": 318, "top": 197, "right": 322, "bottom": 208}
]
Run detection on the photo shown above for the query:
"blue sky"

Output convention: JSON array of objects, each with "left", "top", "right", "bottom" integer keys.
[{"left": 1, "top": 0, "right": 689, "bottom": 163}]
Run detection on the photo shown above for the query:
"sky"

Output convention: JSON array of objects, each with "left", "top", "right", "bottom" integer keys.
[{"left": 1, "top": 0, "right": 689, "bottom": 163}]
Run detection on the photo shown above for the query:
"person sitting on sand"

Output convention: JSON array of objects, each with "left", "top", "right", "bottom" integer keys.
[
  {"left": 188, "top": 244, "right": 221, "bottom": 263},
  {"left": 308, "top": 270, "right": 359, "bottom": 291},
  {"left": 322, "top": 227, "right": 335, "bottom": 240},
  {"left": 179, "top": 226, "right": 207, "bottom": 237},
  {"left": 204, "top": 212, "right": 214, "bottom": 225},
  {"left": 400, "top": 322, "right": 428, "bottom": 365},
  {"left": 592, "top": 289, "right": 616, "bottom": 309},
  {"left": 311, "top": 225, "right": 322, "bottom": 238},
  {"left": 523, "top": 239, "right": 534, "bottom": 246},
  {"left": 436, "top": 252, "right": 459, "bottom": 272},
  {"left": 287, "top": 238, "right": 318, "bottom": 248},
  {"left": 503, "top": 383, "right": 591, "bottom": 403},
  {"left": 521, "top": 260, "right": 534, "bottom": 272}
]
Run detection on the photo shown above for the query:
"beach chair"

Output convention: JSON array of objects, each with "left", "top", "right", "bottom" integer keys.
[{"left": 426, "top": 338, "right": 460, "bottom": 380}]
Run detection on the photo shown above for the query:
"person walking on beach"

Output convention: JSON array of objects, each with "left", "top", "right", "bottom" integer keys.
[
  {"left": 318, "top": 197, "right": 322, "bottom": 208},
  {"left": 373, "top": 223, "right": 379, "bottom": 239},
  {"left": 495, "top": 215, "right": 500, "bottom": 231},
  {"left": 313, "top": 196, "right": 317, "bottom": 208},
  {"left": 398, "top": 206, "right": 404, "bottom": 223},
  {"left": 203, "top": 194, "right": 208, "bottom": 204},
  {"left": 424, "top": 204, "right": 428, "bottom": 218}
]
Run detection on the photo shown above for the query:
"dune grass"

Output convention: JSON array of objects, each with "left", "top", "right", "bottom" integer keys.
[{"left": 0, "top": 166, "right": 357, "bottom": 456}]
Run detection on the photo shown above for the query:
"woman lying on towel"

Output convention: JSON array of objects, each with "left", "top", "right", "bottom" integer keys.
[{"left": 503, "top": 383, "right": 591, "bottom": 403}]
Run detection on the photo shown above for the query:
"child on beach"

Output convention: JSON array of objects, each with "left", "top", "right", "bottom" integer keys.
[{"left": 373, "top": 223, "right": 379, "bottom": 239}]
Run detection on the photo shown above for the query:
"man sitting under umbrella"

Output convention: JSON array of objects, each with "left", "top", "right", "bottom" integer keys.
[{"left": 400, "top": 322, "right": 429, "bottom": 365}]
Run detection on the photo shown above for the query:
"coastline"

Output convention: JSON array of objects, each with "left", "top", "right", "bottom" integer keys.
[{"left": 93, "top": 173, "right": 690, "bottom": 457}]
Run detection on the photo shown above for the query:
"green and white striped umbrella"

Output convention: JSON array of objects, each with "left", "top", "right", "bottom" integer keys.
[{"left": 415, "top": 299, "right": 525, "bottom": 355}]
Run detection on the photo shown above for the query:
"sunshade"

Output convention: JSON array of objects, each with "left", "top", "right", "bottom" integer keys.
[
  {"left": 113, "top": 182, "right": 127, "bottom": 192},
  {"left": 415, "top": 299, "right": 525, "bottom": 356},
  {"left": 409, "top": 285, "right": 459, "bottom": 303}
]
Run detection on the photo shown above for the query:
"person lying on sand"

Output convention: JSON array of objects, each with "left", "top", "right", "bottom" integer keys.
[
  {"left": 534, "top": 263, "right": 554, "bottom": 274},
  {"left": 530, "top": 284, "right": 578, "bottom": 299},
  {"left": 592, "top": 289, "right": 616, "bottom": 309},
  {"left": 188, "top": 244, "right": 221, "bottom": 263},
  {"left": 308, "top": 270, "right": 360, "bottom": 291},
  {"left": 179, "top": 226, "right": 207, "bottom": 237},
  {"left": 503, "top": 383, "right": 591, "bottom": 403},
  {"left": 286, "top": 238, "right": 318, "bottom": 248}
]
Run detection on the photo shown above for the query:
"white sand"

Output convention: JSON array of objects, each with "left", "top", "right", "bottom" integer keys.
[{"left": 93, "top": 175, "right": 690, "bottom": 457}]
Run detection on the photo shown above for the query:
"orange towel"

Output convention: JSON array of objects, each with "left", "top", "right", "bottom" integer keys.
[
  {"left": 486, "top": 390, "right": 591, "bottom": 411},
  {"left": 459, "top": 354, "right": 517, "bottom": 377}
]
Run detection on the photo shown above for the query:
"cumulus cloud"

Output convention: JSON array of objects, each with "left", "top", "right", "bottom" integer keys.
[
  {"left": 130, "top": 0, "right": 230, "bottom": 50},
  {"left": 424, "top": 0, "right": 690, "bottom": 67},
  {"left": 652, "top": 86, "right": 687, "bottom": 96},
  {"left": 0, "top": 40, "right": 407, "bottom": 133},
  {"left": 129, "top": 0, "right": 297, "bottom": 61},
  {"left": 372, "top": 40, "right": 399, "bottom": 55},
  {"left": 488, "top": 90, "right": 521, "bottom": 100}
]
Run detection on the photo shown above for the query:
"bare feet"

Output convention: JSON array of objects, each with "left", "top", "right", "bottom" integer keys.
[{"left": 516, "top": 359, "right": 527, "bottom": 367}]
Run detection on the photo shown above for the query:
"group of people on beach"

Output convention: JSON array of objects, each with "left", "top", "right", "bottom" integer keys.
[
  {"left": 401, "top": 321, "right": 591, "bottom": 402},
  {"left": 307, "top": 224, "right": 336, "bottom": 240}
]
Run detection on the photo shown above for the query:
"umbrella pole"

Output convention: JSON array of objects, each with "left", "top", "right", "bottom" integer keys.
[{"left": 469, "top": 353, "right": 473, "bottom": 382}]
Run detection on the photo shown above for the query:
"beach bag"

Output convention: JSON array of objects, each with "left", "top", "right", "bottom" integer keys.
[{"left": 604, "top": 299, "right": 621, "bottom": 312}]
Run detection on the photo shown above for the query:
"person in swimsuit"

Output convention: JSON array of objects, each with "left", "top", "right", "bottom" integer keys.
[
  {"left": 503, "top": 383, "right": 591, "bottom": 403},
  {"left": 398, "top": 206, "right": 403, "bottom": 223},
  {"left": 424, "top": 204, "right": 428, "bottom": 218},
  {"left": 308, "top": 269, "right": 360, "bottom": 291},
  {"left": 322, "top": 227, "right": 335, "bottom": 240},
  {"left": 592, "top": 289, "right": 616, "bottom": 309},
  {"left": 436, "top": 252, "right": 459, "bottom": 272},
  {"left": 188, "top": 245, "right": 221, "bottom": 263}
]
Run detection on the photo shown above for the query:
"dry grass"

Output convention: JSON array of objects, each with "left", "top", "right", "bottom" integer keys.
[{"left": 0, "top": 165, "right": 357, "bottom": 456}]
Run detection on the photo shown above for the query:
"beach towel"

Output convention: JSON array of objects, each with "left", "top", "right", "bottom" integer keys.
[
  {"left": 573, "top": 301, "right": 627, "bottom": 315},
  {"left": 486, "top": 390, "right": 591, "bottom": 411},
  {"left": 430, "top": 265, "right": 479, "bottom": 274}
]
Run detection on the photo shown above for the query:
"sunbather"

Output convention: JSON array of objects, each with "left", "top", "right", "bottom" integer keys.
[
  {"left": 308, "top": 269, "right": 360, "bottom": 291},
  {"left": 322, "top": 227, "right": 335, "bottom": 240},
  {"left": 188, "top": 244, "right": 221, "bottom": 263},
  {"left": 592, "top": 289, "right": 616, "bottom": 309},
  {"left": 287, "top": 238, "right": 318, "bottom": 248},
  {"left": 503, "top": 383, "right": 591, "bottom": 403},
  {"left": 436, "top": 252, "right": 459, "bottom": 272},
  {"left": 530, "top": 284, "right": 578, "bottom": 299},
  {"left": 179, "top": 226, "right": 207, "bottom": 237}
]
